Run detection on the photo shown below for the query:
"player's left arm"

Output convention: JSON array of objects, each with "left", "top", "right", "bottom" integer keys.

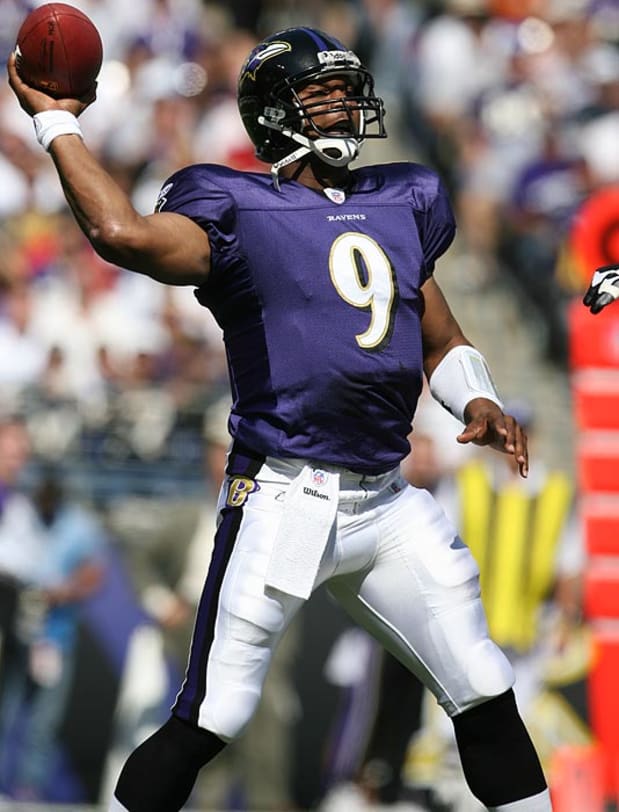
[
  {"left": 583, "top": 264, "right": 619, "bottom": 314},
  {"left": 421, "top": 276, "right": 528, "bottom": 476}
]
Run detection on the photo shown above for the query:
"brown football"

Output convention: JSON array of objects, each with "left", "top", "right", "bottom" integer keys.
[{"left": 15, "top": 3, "right": 103, "bottom": 99}]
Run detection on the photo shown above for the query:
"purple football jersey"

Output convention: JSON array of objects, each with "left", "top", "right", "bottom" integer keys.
[{"left": 157, "top": 162, "right": 455, "bottom": 474}]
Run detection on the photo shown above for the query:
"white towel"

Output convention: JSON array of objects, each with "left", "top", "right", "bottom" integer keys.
[{"left": 265, "top": 465, "right": 339, "bottom": 599}]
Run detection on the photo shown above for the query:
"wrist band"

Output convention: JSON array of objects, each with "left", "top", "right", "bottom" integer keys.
[
  {"left": 429, "top": 344, "right": 503, "bottom": 423},
  {"left": 33, "top": 110, "right": 83, "bottom": 152}
]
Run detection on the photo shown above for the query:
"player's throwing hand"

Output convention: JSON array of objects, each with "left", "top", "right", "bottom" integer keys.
[{"left": 583, "top": 264, "right": 619, "bottom": 314}]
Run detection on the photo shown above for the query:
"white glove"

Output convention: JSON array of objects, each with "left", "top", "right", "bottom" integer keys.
[{"left": 583, "top": 265, "right": 619, "bottom": 314}]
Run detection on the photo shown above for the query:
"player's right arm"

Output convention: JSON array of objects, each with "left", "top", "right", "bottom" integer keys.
[{"left": 7, "top": 53, "right": 211, "bottom": 287}]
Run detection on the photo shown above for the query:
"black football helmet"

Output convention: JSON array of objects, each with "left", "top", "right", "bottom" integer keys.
[{"left": 238, "top": 27, "right": 386, "bottom": 184}]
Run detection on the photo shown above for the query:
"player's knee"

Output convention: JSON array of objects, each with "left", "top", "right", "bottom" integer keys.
[
  {"left": 202, "top": 679, "right": 262, "bottom": 741},
  {"left": 457, "top": 637, "right": 514, "bottom": 713},
  {"left": 200, "top": 611, "right": 283, "bottom": 740}
]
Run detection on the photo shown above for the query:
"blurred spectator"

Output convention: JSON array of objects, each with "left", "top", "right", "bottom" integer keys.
[
  {"left": 0, "top": 467, "right": 106, "bottom": 801},
  {"left": 0, "top": 413, "right": 43, "bottom": 595},
  {"left": 0, "top": 2, "right": 34, "bottom": 65},
  {"left": 575, "top": 42, "right": 619, "bottom": 186},
  {"left": 192, "top": 29, "right": 263, "bottom": 171},
  {"left": 406, "top": 0, "right": 512, "bottom": 194},
  {"left": 0, "top": 415, "right": 40, "bottom": 795},
  {"left": 127, "top": 0, "right": 203, "bottom": 63},
  {"left": 394, "top": 0, "right": 619, "bottom": 365},
  {"left": 0, "top": 279, "right": 47, "bottom": 401},
  {"left": 497, "top": 125, "right": 589, "bottom": 365}
]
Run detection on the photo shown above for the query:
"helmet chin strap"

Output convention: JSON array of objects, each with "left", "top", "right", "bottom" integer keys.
[{"left": 258, "top": 116, "right": 362, "bottom": 190}]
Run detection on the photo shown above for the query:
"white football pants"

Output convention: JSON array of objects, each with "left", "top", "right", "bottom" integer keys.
[{"left": 173, "top": 453, "right": 514, "bottom": 741}]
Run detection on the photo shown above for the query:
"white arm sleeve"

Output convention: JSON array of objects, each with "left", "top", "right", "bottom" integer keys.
[{"left": 429, "top": 345, "right": 503, "bottom": 423}]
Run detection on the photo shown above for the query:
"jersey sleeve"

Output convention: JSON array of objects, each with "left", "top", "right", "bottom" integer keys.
[
  {"left": 154, "top": 165, "right": 239, "bottom": 282},
  {"left": 414, "top": 174, "right": 456, "bottom": 282}
]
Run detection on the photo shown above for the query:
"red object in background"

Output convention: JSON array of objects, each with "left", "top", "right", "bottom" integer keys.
[
  {"left": 569, "top": 186, "right": 619, "bottom": 288},
  {"left": 488, "top": 0, "right": 541, "bottom": 20},
  {"left": 550, "top": 745, "right": 606, "bottom": 812},
  {"left": 15, "top": 3, "right": 103, "bottom": 98},
  {"left": 577, "top": 432, "right": 619, "bottom": 493},
  {"left": 569, "top": 299, "right": 619, "bottom": 370},
  {"left": 585, "top": 560, "right": 619, "bottom": 618},
  {"left": 582, "top": 494, "right": 619, "bottom": 557},
  {"left": 569, "top": 214, "right": 619, "bottom": 805},
  {"left": 587, "top": 624, "right": 619, "bottom": 798},
  {"left": 225, "top": 146, "right": 265, "bottom": 173},
  {"left": 572, "top": 370, "right": 619, "bottom": 431}
]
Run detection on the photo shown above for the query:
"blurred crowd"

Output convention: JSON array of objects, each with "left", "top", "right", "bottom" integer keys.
[{"left": 0, "top": 0, "right": 615, "bottom": 808}]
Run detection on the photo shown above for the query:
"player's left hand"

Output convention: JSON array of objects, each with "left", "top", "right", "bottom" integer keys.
[
  {"left": 457, "top": 399, "right": 528, "bottom": 477},
  {"left": 583, "top": 264, "right": 619, "bottom": 314}
]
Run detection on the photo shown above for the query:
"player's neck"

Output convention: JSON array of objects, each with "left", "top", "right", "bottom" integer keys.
[{"left": 280, "top": 157, "right": 352, "bottom": 192}]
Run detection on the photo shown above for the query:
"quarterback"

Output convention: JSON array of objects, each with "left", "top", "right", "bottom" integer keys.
[{"left": 9, "top": 26, "right": 551, "bottom": 812}]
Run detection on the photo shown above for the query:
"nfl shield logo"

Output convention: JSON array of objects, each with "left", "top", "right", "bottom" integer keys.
[
  {"left": 324, "top": 187, "right": 346, "bottom": 205},
  {"left": 312, "top": 469, "right": 328, "bottom": 487}
]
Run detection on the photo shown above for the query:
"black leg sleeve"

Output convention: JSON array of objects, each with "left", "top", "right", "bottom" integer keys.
[
  {"left": 452, "top": 689, "right": 547, "bottom": 807},
  {"left": 114, "top": 715, "right": 227, "bottom": 812},
  {"left": 360, "top": 652, "right": 425, "bottom": 803}
]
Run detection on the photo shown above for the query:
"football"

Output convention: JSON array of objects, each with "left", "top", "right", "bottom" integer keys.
[{"left": 15, "top": 3, "right": 103, "bottom": 99}]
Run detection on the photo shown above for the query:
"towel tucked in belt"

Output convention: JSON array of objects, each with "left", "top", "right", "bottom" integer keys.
[{"left": 265, "top": 465, "right": 339, "bottom": 599}]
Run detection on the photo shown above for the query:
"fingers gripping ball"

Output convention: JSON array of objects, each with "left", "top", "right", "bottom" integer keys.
[{"left": 15, "top": 3, "right": 103, "bottom": 99}]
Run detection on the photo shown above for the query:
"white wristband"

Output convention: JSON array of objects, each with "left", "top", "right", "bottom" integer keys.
[
  {"left": 33, "top": 110, "right": 83, "bottom": 152},
  {"left": 429, "top": 345, "right": 503, "bottom": 423}
]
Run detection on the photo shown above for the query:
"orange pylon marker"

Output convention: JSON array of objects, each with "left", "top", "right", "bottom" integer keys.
[{"left": 550, "top": 745, "right": 606, "bottom": 812}]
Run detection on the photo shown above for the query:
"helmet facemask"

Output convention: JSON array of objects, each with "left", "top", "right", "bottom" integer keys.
[{"left": 258, "top": 66, "right": 385, "bottom": 186}]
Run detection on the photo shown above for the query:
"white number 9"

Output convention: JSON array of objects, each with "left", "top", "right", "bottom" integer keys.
[{"left": 329, "top": 232, "right": 397, "bottom": 350}]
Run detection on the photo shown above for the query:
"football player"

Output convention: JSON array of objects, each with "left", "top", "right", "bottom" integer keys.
[
  {"left": 583, "top": 264, "right": 619, "bottom": 314},
  {"left": 8, "top": 26, "right": 551, "bottom": 812}
]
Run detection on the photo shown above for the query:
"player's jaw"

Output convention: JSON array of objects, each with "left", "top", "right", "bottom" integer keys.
[
  {"left": 302, "top": 106, "right": 360, "bottom": 140},
  {"left": 296, "top": 78, "right": 362, "bottom": 140}
]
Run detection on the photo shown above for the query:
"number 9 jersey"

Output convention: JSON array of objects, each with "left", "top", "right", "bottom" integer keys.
[{"left": 156, "top": 161, "right": 456, "bottom": 475}]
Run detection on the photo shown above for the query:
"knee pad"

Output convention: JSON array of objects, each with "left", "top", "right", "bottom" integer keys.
[
  {"left": 199, "top": 623, "right": 270, "bottom": 740},
  {"left": 200, "top": 670, "right": 262, "bottom": 741},
  {"left": 458, "top": 637, "right": 514, "bottom": 713}
]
